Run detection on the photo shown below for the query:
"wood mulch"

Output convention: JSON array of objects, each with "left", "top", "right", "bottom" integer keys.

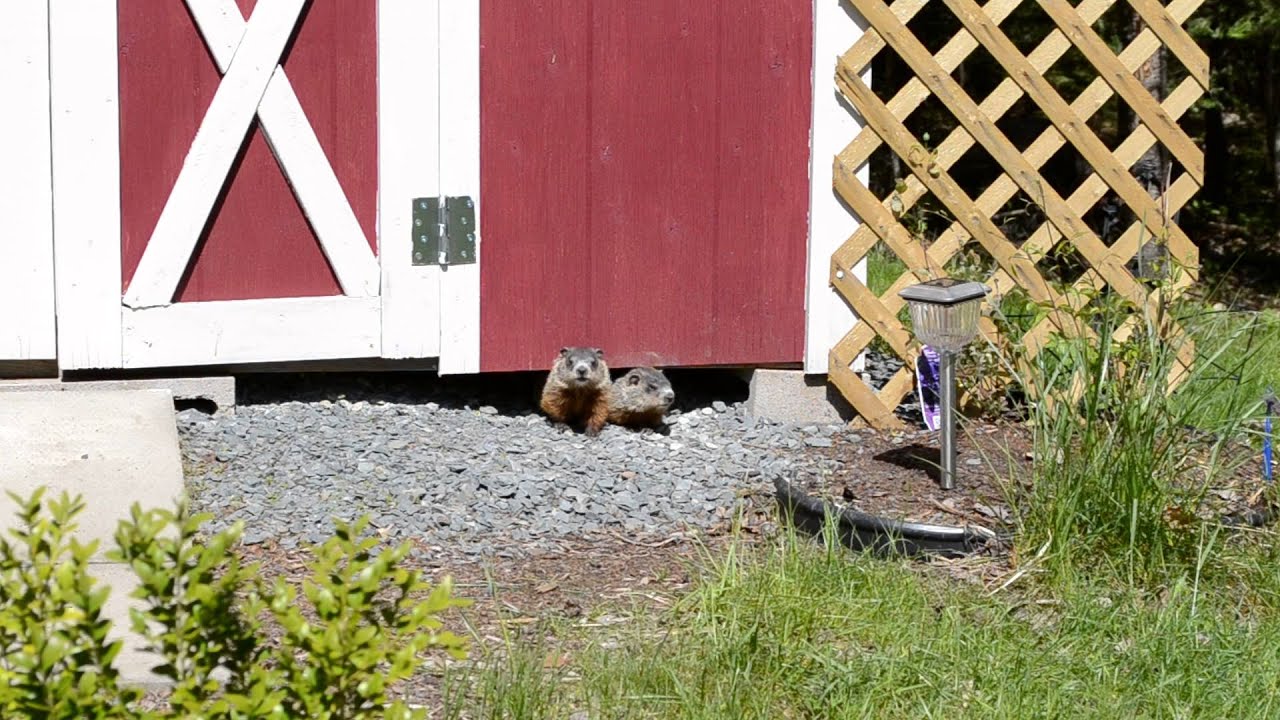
[{"left": 795, "top": 421, "right": 1033, "bottom": 533}]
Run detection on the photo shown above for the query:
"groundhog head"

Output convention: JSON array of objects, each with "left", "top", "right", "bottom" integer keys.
[
  {"left": 556, "top": 346, "right": 607, "bottom": 386},
  {"left": 619, "top": 367, "right": 675, "bottom": 410}
]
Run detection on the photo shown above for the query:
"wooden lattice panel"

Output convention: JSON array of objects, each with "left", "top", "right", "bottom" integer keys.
[{"left": 827, "top": 0, "right": 1207, "bottom": 429}]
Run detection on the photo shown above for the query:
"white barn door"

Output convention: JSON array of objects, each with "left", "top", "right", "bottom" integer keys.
[{"left": 47, "top": 0, "right": 480, "bottom": 372}]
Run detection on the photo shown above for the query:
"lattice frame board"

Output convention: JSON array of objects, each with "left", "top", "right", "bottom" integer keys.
[{"left": 826, "top": 0, "right": 1207, "bottom": 429}]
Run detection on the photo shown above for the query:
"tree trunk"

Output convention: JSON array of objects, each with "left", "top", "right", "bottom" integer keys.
[
  {"left": 1127, "top": 11, "right": 1171, "bottom": 280},
  {"left": 1266, "top": 43, "right": 1280, "bottom": 205},
  {"left": 1203, "top": 104, "right": 1228, "bottom": 206}
]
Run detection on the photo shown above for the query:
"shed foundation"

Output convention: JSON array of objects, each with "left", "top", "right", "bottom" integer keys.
[{"left": 745, "top": 369, "right": 856, "bottom": 425}]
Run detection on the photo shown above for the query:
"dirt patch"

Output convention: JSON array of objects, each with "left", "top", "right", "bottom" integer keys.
[
  {"left": 792, "top": 422, "right": 1033, "bottom": 533},
  {"left": 212, "top": 534, "right": 724, "bottom": 711}
]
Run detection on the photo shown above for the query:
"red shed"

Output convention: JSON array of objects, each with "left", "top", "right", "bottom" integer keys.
[{"left": 2, "top": 1, "right": 866, "bottom": 379}]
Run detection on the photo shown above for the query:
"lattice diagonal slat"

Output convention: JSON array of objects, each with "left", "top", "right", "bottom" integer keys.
[{"left": 826, "top": 0, "right": 1206, "bottom": 429}]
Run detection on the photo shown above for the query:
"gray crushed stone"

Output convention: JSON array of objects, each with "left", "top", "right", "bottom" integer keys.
[{"left": 176, "top": 372, "right": 878, "bottom": 557}]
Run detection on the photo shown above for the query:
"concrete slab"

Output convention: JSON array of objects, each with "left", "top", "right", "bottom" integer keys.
[
  {"left": 0, "top": 389, "right": 185, "bottom": 557},
  {"left": 745, "top": 369, "right": 856, "bottom": 425},
  {"left": 0, "top": 389, "right": 185, "bottom": 687},
  {"left": 0, "top": 376, "right": 235, "bottom": 415}
]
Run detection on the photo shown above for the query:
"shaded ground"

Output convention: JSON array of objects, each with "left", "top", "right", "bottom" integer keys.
[{"left": 1193, "top": 220, "right": 1280, "bottom": 312}]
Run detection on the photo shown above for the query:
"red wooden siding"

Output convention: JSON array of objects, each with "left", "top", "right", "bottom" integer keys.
[
  {"left": 117, "top": 0, "right": 377, "bottom": 303},
  {"left": 479, "top": 0, "right": 814, "bottom": 372}
]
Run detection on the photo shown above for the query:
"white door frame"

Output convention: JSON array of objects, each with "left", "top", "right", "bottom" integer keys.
[
  {"left": 49, "top": 0, "right": 123, "bottom": 371},
  {"left": 47, "top": 0, "right": 481, "bottom": 372},
  {"left": 0, "top": 2, "right": 57, "bottom": 364},
  {"left": 377, "top": 0, "right": 481, "bottom": 375},
  {"left": 435, "top": 1, "right": 481, "bottom": 375}
]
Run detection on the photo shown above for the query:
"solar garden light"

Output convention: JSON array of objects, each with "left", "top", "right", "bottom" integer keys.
[{"left": 898, "top": 278, "right": 990, "bottom": 491}]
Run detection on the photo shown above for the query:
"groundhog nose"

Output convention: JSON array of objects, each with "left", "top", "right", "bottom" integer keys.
[{"left": 662, "top": 390, "right": 675, "bottom": 402}]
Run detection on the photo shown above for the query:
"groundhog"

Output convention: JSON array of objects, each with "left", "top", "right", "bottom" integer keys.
[
  {"left": 607, "top": 366, "right": 676, "bottom": 429},
  {"left": 540, "top": 346, "right": 611, "bottom": 435}
]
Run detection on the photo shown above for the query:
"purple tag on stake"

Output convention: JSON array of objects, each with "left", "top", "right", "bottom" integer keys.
[{"left": 916, "top": 345, "right": 942, "bottom": 431}]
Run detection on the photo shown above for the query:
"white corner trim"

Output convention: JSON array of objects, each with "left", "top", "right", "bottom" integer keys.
[
  {"left": 378, "top": 0, "right": 443, "bottom": 360},
  {"left": 436, "top": 0, "right": 481, "bottom": 375},
  {"left": 124, "top": 0, "right": 308, "bottom": 308},
  {"left": 0, "top": 2, "right": 57, "bottom": 361},
  {"left": 121, "top": 296, "right": 381, "bottom": 368},
  {"left": 804, "top": 0, "right": 868, "bottom": 375},
  {"left": 49, "top": 0, "right": 124, "bottom": 369}
]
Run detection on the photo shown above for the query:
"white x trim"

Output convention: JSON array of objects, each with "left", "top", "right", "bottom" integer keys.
[{"left": 122, "top": 0, "right": 380, "bottom": 309}]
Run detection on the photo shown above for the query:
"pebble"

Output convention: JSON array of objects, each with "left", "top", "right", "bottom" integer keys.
[{"left": 177, "top": 368, "right": 906, "bottom": 557}]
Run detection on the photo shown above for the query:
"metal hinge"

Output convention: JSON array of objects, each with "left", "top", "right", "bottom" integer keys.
[{"left": 411, "top": 196, "right": 475, "bottom": 266}]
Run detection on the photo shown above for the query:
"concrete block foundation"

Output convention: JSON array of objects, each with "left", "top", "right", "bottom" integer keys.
[{"left": 745, "top": 369, "right": 856, "bottom": 425}]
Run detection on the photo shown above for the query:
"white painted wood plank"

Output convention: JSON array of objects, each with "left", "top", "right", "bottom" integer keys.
[
  {"left": 436, "top": 0, "right": 481, "bottom": 375},
  {"left": 48, "top": 0, "right": 123, "bottom": 369},
  {"left": 0, "top": 2, "right": 57, "bottom": 361},
  {"left": 804, "top": 0, "right": 868, "bottom": 375},
  {"left": 121, "top": 296, "right": 381, "bottom": 367},
  {"left": 378, "top": 0, "right": 443, "bottom": 360},
  {"left": 185, "top": 0, "right": 380, "bottom": 298},
  {"left": 124, "top": 0, "right": 307, "bottom": 309}
]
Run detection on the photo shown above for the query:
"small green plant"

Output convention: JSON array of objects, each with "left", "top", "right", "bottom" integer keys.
[
  {"left": 0, "top": 487, "right": 470, "bottom": 719},
  {"left": 0, "top": 488, "right": 140, "bottom": 718}
]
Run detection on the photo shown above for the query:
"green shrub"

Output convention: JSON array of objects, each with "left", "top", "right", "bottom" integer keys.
[
  {"left": 0, "top": 487, "right": 469, "bottom": 719},
  {"left": 0, "top": 489, "right": 139, "bottom": 718}
]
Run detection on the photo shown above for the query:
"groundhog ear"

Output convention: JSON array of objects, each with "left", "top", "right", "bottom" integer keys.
[
  {"left": 594, "top": 348, "right": 605, "bottom": 358},
  {"left": 559, "top": 347, "right": 569, "bottom": 356},
  {"left": 628, "top": 373, "right": 641, "bottom": 386}
]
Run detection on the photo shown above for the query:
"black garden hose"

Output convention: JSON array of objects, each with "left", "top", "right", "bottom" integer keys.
[{"left": 772, "top": 477, "right": 998, "bottom": 559}]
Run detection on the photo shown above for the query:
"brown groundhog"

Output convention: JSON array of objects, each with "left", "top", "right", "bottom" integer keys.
[
  {"left": 540, "top": 346, "right": 610, "bottom": 435},
  {"left": 607, "top": 366, "right": 676, "bottom": 429}
]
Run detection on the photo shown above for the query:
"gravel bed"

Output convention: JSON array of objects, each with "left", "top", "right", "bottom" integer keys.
[{"left": 177, "top": 371, "right": 858, "bottom": 557}]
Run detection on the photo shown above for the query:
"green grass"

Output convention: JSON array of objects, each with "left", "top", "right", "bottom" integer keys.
[
  {"left": 1178, "top": 308, "right": 1280, "bottom": 427},
  {"left": 867, "top": 244, "right": 908, "bottom": 297},
  {"left": 445, "top": 526, "right": 1280, "bottom": 719}
]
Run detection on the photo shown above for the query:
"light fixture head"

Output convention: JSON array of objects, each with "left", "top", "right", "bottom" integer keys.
[{"left": 898, "top": 278, "right": 989, "bottom": 353}]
